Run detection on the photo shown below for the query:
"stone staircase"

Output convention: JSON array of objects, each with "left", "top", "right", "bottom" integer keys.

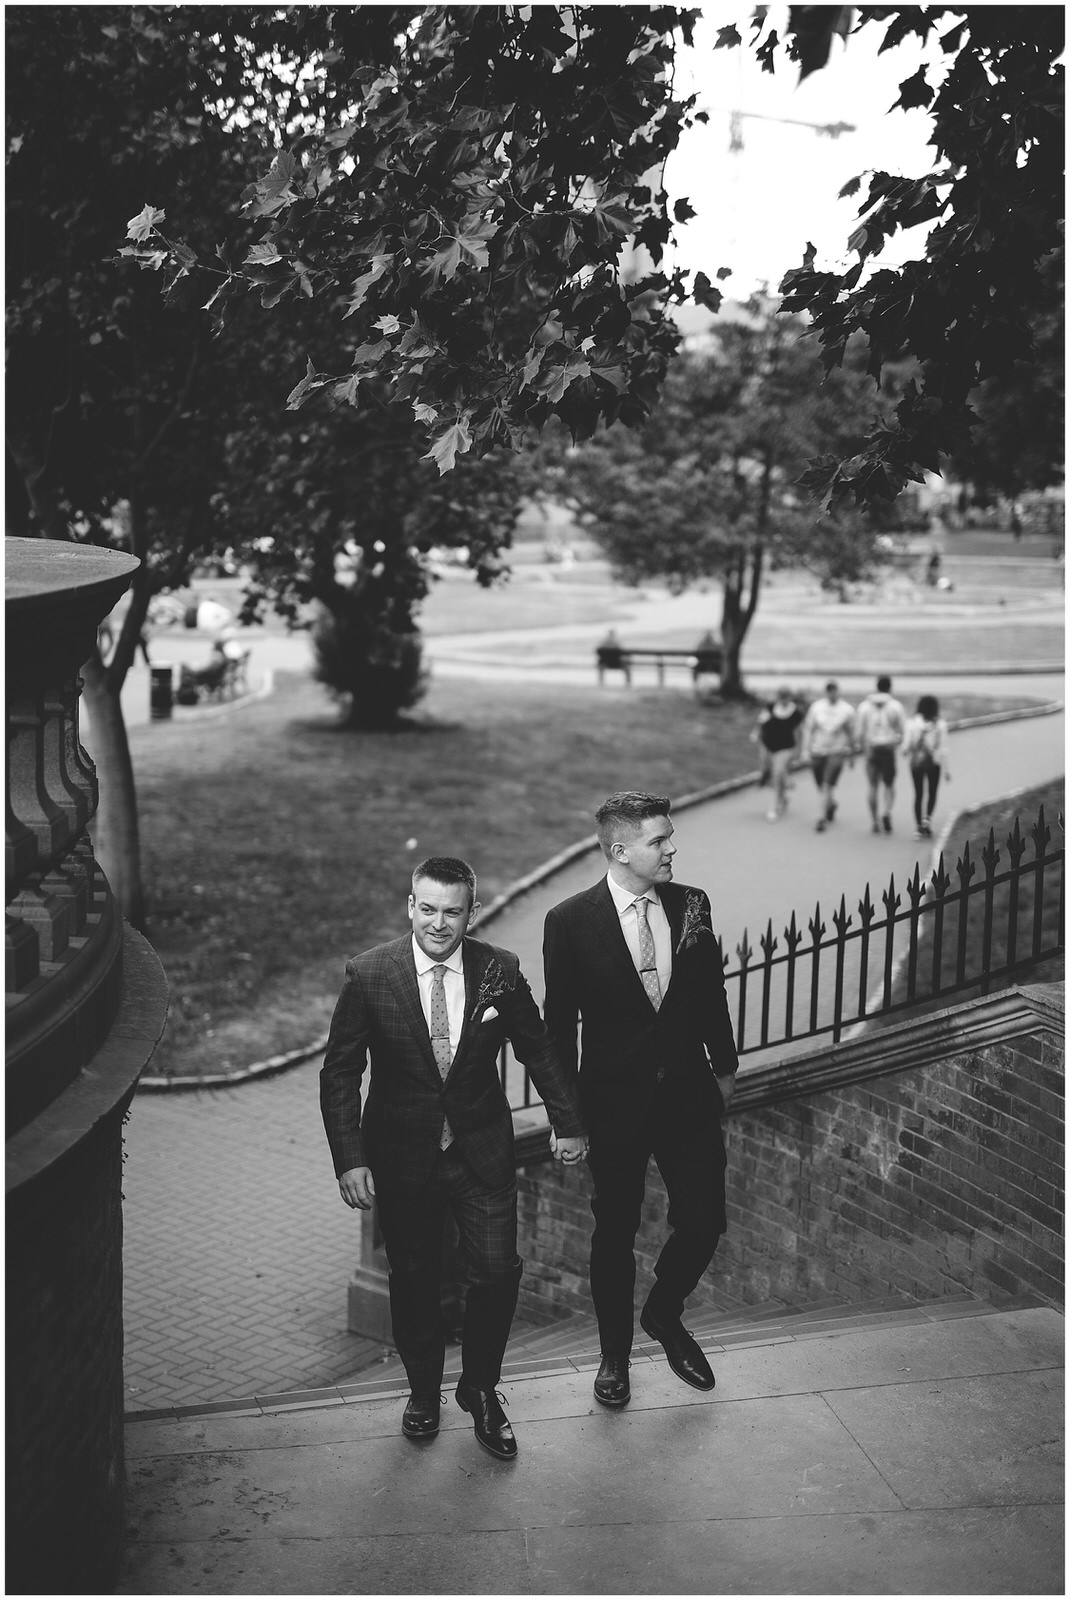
[{"left": 337, "top": 1290, "right": 1031, "bottom": 1402}]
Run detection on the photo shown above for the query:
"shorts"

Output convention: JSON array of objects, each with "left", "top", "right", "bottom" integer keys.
[
  {"left": 865, "top": 746, "right": 897, "bottom": 788},
  {"left": 812, "top": 753, "right": 848, "bottom": 789}
]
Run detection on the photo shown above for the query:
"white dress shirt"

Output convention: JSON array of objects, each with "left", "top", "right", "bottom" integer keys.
[
  {"left": 606, "top": 873, "right": 672, "bottom": 997},
  {"left": 412, "top": 937, "right": 465, "bottom": 1060}
]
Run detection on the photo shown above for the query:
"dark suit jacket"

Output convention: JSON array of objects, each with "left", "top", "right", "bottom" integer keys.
[
  {"left": 543, "top": 877, "right": 738, "bottom": 1145},
  {"left": 320, "top": 933, "right": 585, "bottom": 1190}
]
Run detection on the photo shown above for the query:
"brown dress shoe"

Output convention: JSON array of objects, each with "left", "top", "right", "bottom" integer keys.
[
  {"left": 593, "top": 1354, "right": 631, "bottom": 1407},
  {"left": 401, "top": 1391, "right": 441, "bottom": 1439}
]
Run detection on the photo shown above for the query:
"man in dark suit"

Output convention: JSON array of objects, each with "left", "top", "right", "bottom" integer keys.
[
  {"left": 543, "top": 791, "right": 738, "bottom": 1407},
  {"left": 321, "top": 856, "right": 586, "bottom": 1459}
]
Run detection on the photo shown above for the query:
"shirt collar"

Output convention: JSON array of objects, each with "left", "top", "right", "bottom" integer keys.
[
  {"left": 411, "top": 935, "right": 465, "bottom": 977},
  {"left": 605, "top": 872, "right": 660, "bottom": 918}
]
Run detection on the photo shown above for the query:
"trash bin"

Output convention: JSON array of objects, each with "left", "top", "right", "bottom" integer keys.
[{"left": 149, "top": 663, "right": 173, "bottom": 720}]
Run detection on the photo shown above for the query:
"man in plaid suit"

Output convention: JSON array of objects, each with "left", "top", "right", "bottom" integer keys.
[
  {"left": 543, "top": 792, "right": 738, "bottom": 1409},
  {"left": 321, "top": 856, "right": 587, "bottom": 1459}
]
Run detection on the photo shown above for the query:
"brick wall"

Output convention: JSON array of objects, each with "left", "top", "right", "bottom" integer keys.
[
  {"left": 515, "top": 1011, "right": 1064, "bottom": 1326},
  {"left": 7, "top": 1099, "right": 132, "bottom": 1594}
]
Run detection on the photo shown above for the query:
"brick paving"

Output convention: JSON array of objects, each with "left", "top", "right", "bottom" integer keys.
[{"left": 122, "top": 1060, "right": 389, "bottom": 1411}]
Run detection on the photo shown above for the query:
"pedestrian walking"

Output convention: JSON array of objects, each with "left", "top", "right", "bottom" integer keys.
[
  {"left": 753, "top": 686, "right": 805, "bottom": 821},
  {"left": 320, "top": 855, "right": 587, "bottom": 1459},
  {"left": 903, "top": 694, "right": 951, "bottom": 839},
  {"left": 799, "top": 679, "right": 856, "bottom": 832},
  {"left": 856, "top": 675, "right": 907, "bottom": 833},
  {"left": 543, "top": 791, "right": 738, "bottom": 1409}
]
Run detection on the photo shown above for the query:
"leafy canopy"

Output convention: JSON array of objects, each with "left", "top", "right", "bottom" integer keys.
[{"left": 122, "top": 6, "right": 718, "bottom": 471}]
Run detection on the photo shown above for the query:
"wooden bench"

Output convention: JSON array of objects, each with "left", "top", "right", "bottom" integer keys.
[{"left": 596, "top": 640, "right": 723, "bottom": 687}]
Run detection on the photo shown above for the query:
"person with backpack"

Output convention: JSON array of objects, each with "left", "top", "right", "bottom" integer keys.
[
  {"left": 855, "top": 675, "right": 907, "bottom": 833},
  {"left": 903, "top": 694, "right": 951, "bottom": 839}
]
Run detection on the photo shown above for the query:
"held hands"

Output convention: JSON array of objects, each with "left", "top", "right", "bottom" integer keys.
[
  {"left": 551, "top": 1132, "right": 589, "bottom": 1166},
  {"left": 338, "top": 1167, "right": 375, "bottom": 1209}
]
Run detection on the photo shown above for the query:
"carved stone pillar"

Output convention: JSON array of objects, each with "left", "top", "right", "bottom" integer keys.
[{"left": 6, "top": 538, "right": 169, "bottom": 1596}]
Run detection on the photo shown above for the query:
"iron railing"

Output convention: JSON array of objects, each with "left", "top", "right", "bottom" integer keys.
[{"left": 499, "top": 805, "right": 1064, "bottom": 1105}]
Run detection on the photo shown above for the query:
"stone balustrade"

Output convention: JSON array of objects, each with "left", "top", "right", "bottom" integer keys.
[
  {"left": 6, "top": 538, "right": 140, "bottom": 1131},
  {"left": 6, "top": 537, "right": 170, "bottom": 1595}
]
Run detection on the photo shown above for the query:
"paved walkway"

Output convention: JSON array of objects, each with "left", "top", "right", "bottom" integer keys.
[
  {"left": 121, "top": 701, "right": 1064, "bottom": 1412},
  {"left": 118, "top": 1301, "right": 1063, "bottom": 1594}
]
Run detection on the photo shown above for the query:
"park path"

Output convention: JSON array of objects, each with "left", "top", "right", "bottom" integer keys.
[{"left": 121, "top": 702, "right": 1063, "bottom": 1413}]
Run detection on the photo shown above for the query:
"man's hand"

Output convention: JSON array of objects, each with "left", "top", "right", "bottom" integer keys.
[
  {"left": 338, "top": 1166, "right": 375, "bottom": 1209},
  {"left": 551, "top": 1132, "right": 589, "bottom": 1166},
  {"left": 715, "top": 1073, "right": 736, "bottom": 1113}
]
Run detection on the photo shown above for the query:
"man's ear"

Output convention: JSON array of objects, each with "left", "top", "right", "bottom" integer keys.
[
  {"left": 467, "top": 899, "right": 481, "bottom": 925},
  {"left": 407, "top": 894, "right": 415, "bottom": 922}
]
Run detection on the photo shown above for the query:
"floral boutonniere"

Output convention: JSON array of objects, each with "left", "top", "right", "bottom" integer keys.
[
  {"left": 470, "top": 957, "right": 513, "bottom": 1021},
  {"left": 675, "top": 890, "right": 712, "bottom": 955}
]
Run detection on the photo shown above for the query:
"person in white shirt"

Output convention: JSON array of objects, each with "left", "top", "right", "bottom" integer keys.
[
  {"left": 855, "top": 675, "right": 908, "bottom": 833},
  {"left": 902, "top": 694, "right": 952, "bottom": 839},
  {"left": 799, "top": 680, "right": 856, "bottom": 832}
]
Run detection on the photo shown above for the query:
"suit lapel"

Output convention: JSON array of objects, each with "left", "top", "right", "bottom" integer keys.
[
  {"left": 592, "top": 877, "right": 654, "bottom": 1010},
  {"left": 385, "top": 939, "right": 441, "bottom": 1081}
]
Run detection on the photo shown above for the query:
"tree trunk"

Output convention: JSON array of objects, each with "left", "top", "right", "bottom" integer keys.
[
  {"left": 80, "top": 651, "right": 147, "bottom": 931},
  {"left": 719, "top": 543, "right": 764, "bottom": 697}
]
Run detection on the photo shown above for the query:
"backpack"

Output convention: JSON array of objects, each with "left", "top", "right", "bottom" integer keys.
[
  {"left": 910, "top": 721, "right": 939, "bottom": 769},
  {"left": 866, "top": 696, "right": 902, "bottom": 747}
]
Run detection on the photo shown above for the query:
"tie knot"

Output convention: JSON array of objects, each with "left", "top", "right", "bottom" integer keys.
[
  {"left": 634, "top": 896, "right": 649, "bottom": 915},
  {"left": 432, "top": 963, "right": 447, "bottom": 979}
]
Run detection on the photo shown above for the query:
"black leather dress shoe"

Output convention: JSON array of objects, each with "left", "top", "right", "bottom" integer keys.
[
  {"left": 401, "top": 1392, "right": 441, "bottom": 1439},
  {"left": 455, "top": 1382, "right": 518, "bottom": 1460},
  {"left": 639, "top": 1308, "right": 715, "bottom": 1391},
  {"left": 593, "top": 1354, "right": 631, "bottom": 1407}
]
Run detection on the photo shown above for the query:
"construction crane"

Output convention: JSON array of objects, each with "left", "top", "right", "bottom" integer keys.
[{"left": 727, "top": 108, "right": 856, "bottom": 152}]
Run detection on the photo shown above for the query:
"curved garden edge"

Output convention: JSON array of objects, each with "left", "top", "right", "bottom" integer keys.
[{"left": 136, "top": 697, "right": 1064, "bottom": 1092}]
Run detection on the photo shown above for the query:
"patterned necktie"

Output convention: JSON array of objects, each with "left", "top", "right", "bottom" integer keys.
[
  {"left": 634, "top": 896, "right": 663, "bottom": 1011},
  {"left": 429, "top": 964, "right": 454, "bottom": 1149}
]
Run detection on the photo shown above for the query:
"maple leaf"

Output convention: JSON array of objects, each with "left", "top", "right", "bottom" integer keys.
[
  {"left": 126, "top": 204, "right": 166, "bottom": 242},
  {"left": 285, "top": 358, "right": 331, "bottom": 411},
  {"left": 374, "top": 313, "right": 402, "bottom": 334},
  {"left": 423, "top": 418, "right": 473, "bottom": 474}
]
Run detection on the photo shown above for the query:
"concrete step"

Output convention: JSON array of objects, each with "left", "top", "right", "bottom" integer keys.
[{"left": 331, "top": 1291, "right": 1015, "bottom": 1404}]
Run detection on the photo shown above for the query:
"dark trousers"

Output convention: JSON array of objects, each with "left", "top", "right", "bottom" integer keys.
[
  {"left": 587, "top": 1081, "right": 725, "bottom": 1356},
  {"left": 911, "top": 761, "right": 942, "bottom": 825},
  {"left": 376, "top": 1145, "right": 522, "bottom": 1395}
]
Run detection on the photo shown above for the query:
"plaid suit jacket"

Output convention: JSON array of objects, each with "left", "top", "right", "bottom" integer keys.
[
  {"left": 543, "top": 877, "right": 738, "bottom": 1145},
  {"left": 320, "top": 933, "right": 585, "bottom": 1190}
]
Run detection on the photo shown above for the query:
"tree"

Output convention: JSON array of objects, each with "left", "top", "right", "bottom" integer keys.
[
  {"left": 128, "top": 6, "right": 1063, "bottom": 511},
  {"left": 122, "top": 6, "right": 718, "bottom": 466},
  {"left": 554, "top": 299, "right": 908, "bottom": 694},
  {"left": 6, "top": 6, "right": 319, "bottom": 924},
  {"left": 761, "top": 6, "right": 1064, "bottom": 510},
  {"left": 950, "top": 246, "right": 1064, "bottom": 502},
  {"left": 6, "top": 7, "right": 525, "bottom": 914}
]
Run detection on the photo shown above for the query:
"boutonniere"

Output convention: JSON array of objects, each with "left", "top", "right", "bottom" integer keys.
[
  {"left": 675, "top": 890, "right": 712, "bottom": 955},
  {"left": 470, "top": 957, "right": 513, "bottom": 1021}
]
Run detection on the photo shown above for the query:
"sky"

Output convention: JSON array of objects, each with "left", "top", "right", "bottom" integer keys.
[{"left": 664, "top": 7, "right": 943, "bottom": 295}]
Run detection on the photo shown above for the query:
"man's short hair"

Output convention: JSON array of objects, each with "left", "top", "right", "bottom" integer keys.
[
  {"left": 876, "top": 675, "right": 892, "bottom": 693},
  {"left": 825, "top": 679, "right": 839, "bottom": 694},
  {"left": 411, "top": 855, "right": 477, "bottom": 903},
  {"left": 595, "top": 791, "right": 671, "bottom": 857}
]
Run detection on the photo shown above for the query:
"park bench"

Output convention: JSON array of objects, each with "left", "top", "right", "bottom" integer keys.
[{"left": 596, "top": 635, "right": 723, "bottom": 687}]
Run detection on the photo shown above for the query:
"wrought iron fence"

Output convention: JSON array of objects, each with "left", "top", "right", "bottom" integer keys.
[
  {"left": 499, "top": 805, "right": 1064, "bottom": 1105},
  {"left": 722, "top": 805, "right": 1063, "bottom": 1056}
]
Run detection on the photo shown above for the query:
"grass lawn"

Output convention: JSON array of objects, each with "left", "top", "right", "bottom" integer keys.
[{"left": 135, "top": 670, "right": 1051, "bottom": 1079}]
